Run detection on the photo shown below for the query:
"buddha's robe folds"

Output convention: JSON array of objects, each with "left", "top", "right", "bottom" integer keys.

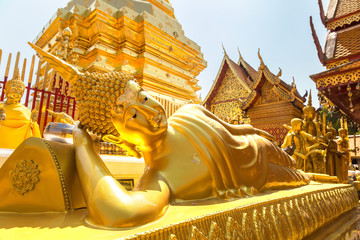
[
  {"left": 169, "top": 105, "right": 309, "bottom": 194},
  {"left": 0, "top": 103, "right": 41, "bottom": 149}
]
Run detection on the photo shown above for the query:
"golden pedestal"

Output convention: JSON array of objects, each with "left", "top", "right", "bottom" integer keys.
[{"left": 0, "top": 183, "right": 358, "bottom": 239}]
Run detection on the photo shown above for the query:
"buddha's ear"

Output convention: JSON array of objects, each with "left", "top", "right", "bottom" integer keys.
[{"left": 102, "top": 134, "right": 121, "bottom": 144}]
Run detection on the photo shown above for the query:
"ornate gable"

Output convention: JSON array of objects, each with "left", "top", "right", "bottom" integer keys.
[
  {"left": 212, "top": 69, "right": 250, "bottom": 103},
  {"left": 210, "top": 68, "right": 250, "bottom": 122},
  {"left": 241, "top": 54, "right": 304, "bottom": 111},
  {"left": 253, "top": 81, "right": 287, "bottom": 106},
  {"left": 238, "top": 51, "right": 305, "bottom": 143},
  {"left": 203, "top": 53, "right": 253, "bottom": 123}
]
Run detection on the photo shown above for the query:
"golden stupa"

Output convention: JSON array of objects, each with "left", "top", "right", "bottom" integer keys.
[{"left": 33, "top": 0, "right": 207, "bottom": 116}]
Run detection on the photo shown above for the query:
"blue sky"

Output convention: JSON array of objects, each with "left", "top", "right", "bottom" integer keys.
[{"left": 0, "top": 0, "right": 330, "bottom": 107}]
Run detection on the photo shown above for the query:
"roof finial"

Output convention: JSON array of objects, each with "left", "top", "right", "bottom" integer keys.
[
  {"left": 237, "top": 47, "right": 242, "bottom": 59},
  {"left": 222, "top": 43, "right": 227, "bottom": 56},
  {"left": 308, "top": 89, "right": 312, "bottom": 107},
  {"left": 318, "top": 0, "right": 326, "bottom": 26},
  {"left": 310, "top": 16, "right": 325, "bottom": 65},
  {"left": 258, "top": 48, "right": 264, "bottom": 66},
  {"left": 291, "top": 77, "right": 297, "bottom": 88},
  {"left": 276, "top": 67, "right": 282, "bottom": 78}
]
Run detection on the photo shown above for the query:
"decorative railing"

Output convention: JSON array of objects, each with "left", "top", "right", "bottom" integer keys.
[{"left": 0, "top": 49, "right": 76, "bottom": 135}]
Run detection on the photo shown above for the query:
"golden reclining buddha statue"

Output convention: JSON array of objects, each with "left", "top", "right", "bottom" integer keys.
[{"left": 1, "top": 43, "right": 309, "bottom": 228}]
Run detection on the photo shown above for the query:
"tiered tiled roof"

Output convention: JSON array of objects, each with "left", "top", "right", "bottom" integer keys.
[
  {"left": 312, "top": 0, "right": 360, "bottom": 63},
  {"left": 311, "top": 0, "right": 360, "bottom": 124},
  {"left": 240, "top": 62, "right": 305, "bottom": 110}
]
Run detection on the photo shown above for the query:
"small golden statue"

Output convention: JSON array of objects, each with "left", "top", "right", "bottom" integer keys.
[
  {"left": 14, "top": 43, "right": 310, "bottom": 228},
  {"left": 282, "top": 118, "right": 316, "bottom": 171},
  {"left": 302, "top": 90, "right": 317, "bottom": 137},
  {"left": 0, "top": 69, "right": 41, "bottom": 149},
  {"left": 337, "top": 118, "right": 354, "bottom": 183}
]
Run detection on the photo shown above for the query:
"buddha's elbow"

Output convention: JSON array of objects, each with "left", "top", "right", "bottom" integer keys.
[
  {"left": 87, "top": 198, "right": 140, "bottom": 228},
  {"left": 85, "top": 177, "right": 164, "bottom": 228}
]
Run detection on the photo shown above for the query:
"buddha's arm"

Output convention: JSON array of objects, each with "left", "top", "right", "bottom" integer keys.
[
  {"left": 73, "top": 127, "right": 170, "bottom": 228},
  {"left": 281, "top": 134, "right": 293, "bottom": 148}
]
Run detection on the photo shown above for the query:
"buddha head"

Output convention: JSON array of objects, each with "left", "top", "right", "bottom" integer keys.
[
  {"left": 291, "top": 118, "right": 303, "bottom": 132},
  {"left": 326, "top": 122, "right": 337, "bottom": 138},
  {"left": 29, "top": 43, "right": 167, "bottom": 153},
  {"left": 5, "top": 69, "right": 25, "bottom": 104},
  {"left": 338, "top": 128, "right": 348, "bottom": 139}
]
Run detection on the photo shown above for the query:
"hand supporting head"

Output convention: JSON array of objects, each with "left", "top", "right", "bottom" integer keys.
[{"left": 29, "top": 42, "right": 168, "bottom": 153}]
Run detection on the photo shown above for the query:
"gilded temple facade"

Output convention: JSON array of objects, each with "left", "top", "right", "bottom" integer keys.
[
  {"left": 33, "top": 0, "right": 206, "bottom": 117},
  {"left": 240, "top": 55, "right": 306, "bottom": 143},
  {"left": 204, "top": 50, "right": 305, "bottom": 143},
  {"left": 310, "top": 0, "right": 360, "bottom": 125},
  {"left": 203, "top": 52, "right": 254, "bottom": 124}
]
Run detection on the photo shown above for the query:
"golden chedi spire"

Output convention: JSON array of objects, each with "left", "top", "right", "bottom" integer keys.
[
  {"left": 33, "top": 0, "right": 206, "bottom": 111},
  {"left": 258, "top": 48, "right": 265, "bottom": 69}
]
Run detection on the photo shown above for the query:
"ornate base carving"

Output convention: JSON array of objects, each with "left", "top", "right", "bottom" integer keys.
[{"left": 0, "top": 184, "right": 357, "bottom": 239}]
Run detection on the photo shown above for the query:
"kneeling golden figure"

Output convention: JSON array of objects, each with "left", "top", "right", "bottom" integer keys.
[{"left": 30, "top": 43, "right": 309, "bottom": 228}]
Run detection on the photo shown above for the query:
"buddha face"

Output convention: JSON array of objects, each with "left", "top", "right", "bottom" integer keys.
[
  {"left": 111, "top": 80, "right": 168, "bottom": 148},
  {"left": 303, "top": 109, "right": 315, "bottom": 120},
  {"left": 5, "top": 83, "right": 24, "bottom": 104},
  {"left": 339, "top": 128, "right": 347, "bottom": 138}
]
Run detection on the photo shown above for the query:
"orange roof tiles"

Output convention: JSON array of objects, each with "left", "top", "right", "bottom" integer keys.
[
  {"left": 334, "top": 0, "right": 360, "bottom": 19},
  {"left": 334, "top": 25, "right": 360, "bottom": 59}
]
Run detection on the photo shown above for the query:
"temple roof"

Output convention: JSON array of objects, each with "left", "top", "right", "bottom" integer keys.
[
  {"left": 238, "top": 54, "right": 258, "bottom": 82},
  {"left": 240, "top": 59, "right": 306, "bottom": 110},
  {"left": 203, "top": 53, "right": 253, "bottom": 104},
  {"left": 327, "top": 0, "right": 360, "bottom": 20},
  {"left": 332, "top": 25, "right": 360, "bottom": 59},
  {"left": 310, "top": 59, "right": 360, "bottom": 124},
  {"left": 310, "top": 57, "right": 360, "bottom": 82},
  {"left": 325, "top": 0, "right": 360, "bottom": 30},
  {"left": 312, "top": 1, "right": 360, "bottom": 64}
]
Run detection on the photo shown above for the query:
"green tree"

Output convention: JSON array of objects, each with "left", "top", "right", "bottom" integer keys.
[{"left": 319, "top": 107, "right": 359, "bottom": 135}]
